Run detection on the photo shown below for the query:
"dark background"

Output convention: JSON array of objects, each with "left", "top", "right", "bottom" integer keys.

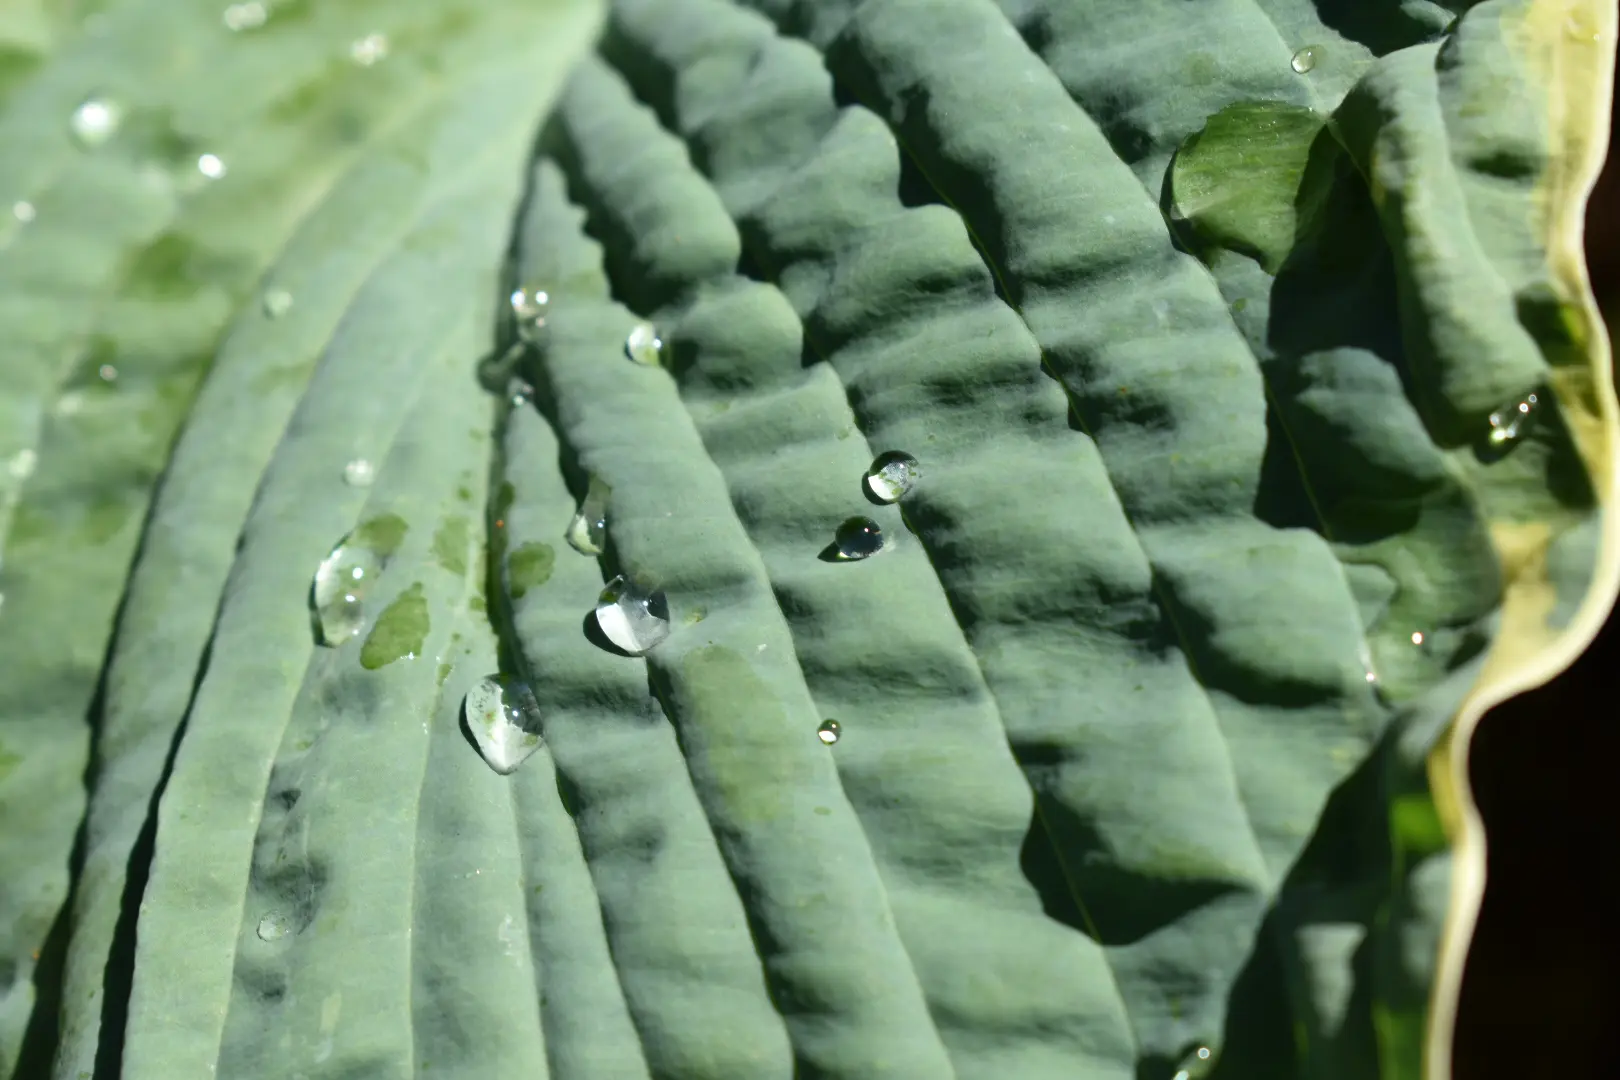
[{"left": 1452, "top": 34, "right": 1620, "bottom": 1079}]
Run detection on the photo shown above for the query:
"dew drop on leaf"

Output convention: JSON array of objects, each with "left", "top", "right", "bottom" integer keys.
[
  {"left": 1487, "top": 391, "right": 1539, "bottom": 447},
  {"left": 463, "top": 674, "right": 544, "bottom": 775},
  {"left": 311, "top": 515, "right": 407, "bottom": 646},
  {"left": 349, "top": 32, "right": 389, "bottom": 67},
  {"left": 98, "top": 364, "right": 116, "bottom": 382},
  {"left": 593, "top": 574, "right": 670, "bottom": 655},
  {"left": 342, "top": 458, "right": 375, "bottom": 487},
  {"left": 565, "top": 475, "right": 610, "bottom": 556},
  {"left": 222, "top": 2, "right": 267, "bottom": 31},
  {"left": 256, "top": 911, "right": 293, "bottom": 942},
  {"left": 864, "top": 450, "right": 920, "bottom": 503},
  {"left": 196, "top": 153, "right": 227, "bottom": 180},
  {"left": 625, "top": 321, "right": 663, "bottom": 366},
  {"left": 11, "top": 201, "right": 34, "bottom": 224},
  {"left": 70, "top": 96, "right": 123, "bottom": 148},
  {"left": 510, "top": 284, "right": 550, "bottom": 344},
  {"left": 834, "top": 516, "right": 885, "bottom": 560},
  {"left": 817, "top": 719, "right": 841, "bottom": 745},
  {"left": 1290, "top": 45, "right": 1321, "bottom": 73},
  {"left": 262, "top": 288, "right": 293, "bottom": 318}
]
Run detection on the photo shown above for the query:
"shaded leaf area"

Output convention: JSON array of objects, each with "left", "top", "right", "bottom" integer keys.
[{"left": 0, "top": 0, "right": 602, "bottom": 1076}]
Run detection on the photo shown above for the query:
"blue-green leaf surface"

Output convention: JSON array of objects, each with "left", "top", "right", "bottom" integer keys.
[{"left": 0, "top": 1, "right": 1613, "bottom": 1079}]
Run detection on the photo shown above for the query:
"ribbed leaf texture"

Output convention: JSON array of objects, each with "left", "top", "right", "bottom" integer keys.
[{"left": 0, "top": 1, "right": 1613, "bottom": 1078}]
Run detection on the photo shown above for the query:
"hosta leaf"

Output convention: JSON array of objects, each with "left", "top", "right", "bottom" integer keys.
[{"left": 0, "top": 1, "right": 1612, "bottom": 1079}]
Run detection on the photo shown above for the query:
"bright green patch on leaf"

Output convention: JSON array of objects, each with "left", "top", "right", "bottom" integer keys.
[
  {"left": 359, "top": 582, "right": 429, "bottom": 670},
  {"left": 432, "top": 515, "right": 470, "bottom": 576},
  {"left": 505, "top": 541, "right": 554, "bottom": 599}
]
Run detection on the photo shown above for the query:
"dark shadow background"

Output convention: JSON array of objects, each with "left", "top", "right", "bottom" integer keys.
[{"left": 1452, "top": 25, "right": 1620, "bottom": 1079}]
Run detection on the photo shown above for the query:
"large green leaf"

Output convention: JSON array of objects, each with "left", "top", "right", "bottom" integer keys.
[{"left": 0, "top": 0, "right": 1612, "bottom": 1078}]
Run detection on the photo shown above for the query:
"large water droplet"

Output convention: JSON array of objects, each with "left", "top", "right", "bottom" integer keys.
[
  {"left": 463, "top": 674, "right": 545, "bottom": 775},
  {"left": 565, "top": 475, "right": 611, "bottom": 556},
  {"left": 70, "top": 96, "right": 123, "bottom": 148},
  {"left": 7, "top": 448, "right": 37, "bottom": 480},
  {"left": 349, "top": 32, "right": 389, "bottom": 67},
  {"left": 263, "top": 287, "right": 293, "bottom": 318},
  {"left": 833, "top": 516, "right": 885, "bottom": 560},
  {"left": 11, "top": 200, "right": 35, "bottom": 224},
  {"left": 343, "top": 458, "right": 375, "bottom": 487},
  {"left": 1290, "top": 45, "right": 1321, "bottom": 73},
  {"left": 594, "top": 575, "right": 670, "bottom": 655},
  {"left": 313, "top": 543, "right": 381, "bottom": 646},
  {"left": 625, "top": 321, "right": 663, "bottom": 366},
  {"left": 817, "top": 719, "right": 841, "bottom": 745},
  {"left": 256, "top": 911, "right": 293, "bottom": 941},
  {"left": 864, "top": 450, "right": 919, "bottom": 503},
  {"left": 510, "top": 284, "right": 550, "bottom": 344},
  {"left": 311, "top": 515, "right": 407, "bottom": 646},
  {"left": 1487, "top": 391, "right": 1539, "bottom": 447},
  {"left": 223, "top": 2, "right": 268, "bottom": 31}
]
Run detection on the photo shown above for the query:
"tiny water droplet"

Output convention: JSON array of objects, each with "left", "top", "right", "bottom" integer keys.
[
  {"left": 817, "top": 719, "right": 841, "bottom": 745},
  {"left": 509, "top": 379, "right": 534, "bottom": 408},
  {"left": 70, "top": 96, "right": 123, "bottom": 148},
  {"left": 1410, "top": 631, "right": 1425, "bottom": 646},
  {"left": 97, "top": 364, "right": 117, "bottom": 382},
  {"left": 463, "top": 674, "right": 545, "bottom": 775},
  {"left": 350, "top": 32, "right": 389, "bottom": 66},
  {"left": 196, "top": 153, "right": 227, "bottom": 180},
  {"left": 11, "top": 200, "right": 34, "bottom": 224},
  {"left": 510, "top": 284, "right": 550, "bottom": 344},
  {"left": 1290, "top": 45, "right": 1321, "bottom": 73},
  {"left": 864, "top": 450, "right": 919, "bottom": 503},
  {"left": 625, "top": 321, "right": 663, "bottom": 366},
  {"left": 1487, "top": 391, "right": 1539, "bottom": 447},
  {"left": 594, "top": 575, "right": 671, "bottom": 655},
  {"left": 1197, "top": 1047, "right": 1212, "bottom": 1061},
  {"left": 565, "top": 475, "right": 611, "bottom": 555},
  {"left": 343, "top": 459, "right": 375, "bottom": 487},
  {"left": 834, "top": 516, "right": 884, "bottom": 560},
  {"left": 8, "top": 449, "right": 37, "bottom": 481},
  {"left": 256, "top": 911, "right": 293, "bottom": 941},
  {"left": 222, "top": 2, "right": 267, "bottom": 31},
  {"left": 263, "top": 288, "right": 293, "bottom": 318}
]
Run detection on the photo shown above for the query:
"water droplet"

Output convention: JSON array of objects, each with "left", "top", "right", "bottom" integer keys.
[
  {"left": 463, "top": 674, "right": 544, "bottom": 775},
  {"left": 509, "top": 379, "right": 534, "bottom": 408},
  {"left": 1487, "top": 391, "right": 1540, "bottom": 447},
  {"left": 343, "top": 459, "right": 375, "bottom": 487},
  {"left": 97, "top": 364, "right": 117, "bottom": 382},
  {"left": 7, "top": 448, "right": 37, "bottom": 480},
  {"left": 817, "top": 719, "right": 841, "bottom": 745},
  {"left": 256, "top": 911, "right": 293, "bottom": 941},
  {"left": 510, "top": 284, "right": 550, "bottom": 344},
  {"left": 223, "top": 2, "right": 267, "bottom": 31},
  {"left": 1410, "top": 631, "right": 1425, "bottom": 646},
  {"left": 70, "top": 96, "right": 123, "bottom": 148},
  {"left": 833, "top": 516, "right": 885, "bottom": 560},
  {"left": 263, "top": 288, "right": 293, "bottom": 318},
  {"left": 593, "top": 575, "right": 671, "bottom": 655},
  {"left": 1290, "top": 45, "right": 1321, "bottom": 73},
  {"left": 311, "top": 515, "right": 407, "bottom": 646},
  {"left": 625, "top": 321, "right": 663, "bottom": 366},
  {"left": 864, "top": 451, "right": 919, "bottom": 503},
  {"left": 1197, "top": 1047, "right": 1211, "bottom": 1061},
  {"left": 11, "top": 201, "right": 34, "bottom": 224},
  {"left": 349, "top": 32, "right": 389, "bottom": 67},
  {"left": 196, "top": 153, "right": 227, "bottom": 180},
  {"left": 565, "top": 475, "right": 611, "bottom": 555}
]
